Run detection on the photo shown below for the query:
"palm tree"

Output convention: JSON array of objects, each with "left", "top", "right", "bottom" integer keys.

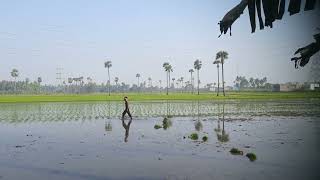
[
  {"left": 213, "top": 60, "right": 221, "bottom": 96},
  {"left": 189, "top": 69, "right": 194, "bottom": 94},
  {"left": 136, "top": 73, "right": 141, "bottom": 92},
  {"left": 163, "top": 62, "right": 173, "bottom": 95},
  {"left": 249, "top": 77, "right": 255, "bottom": 88},
  {"left": 115, "top": 77, "right": 119, "bottom": 86},
  {"left": 37, "top": 77, "right": 42, "bottom": 94},
  {"left": 159, "top": 80, "right": 162, "bottom": 93},
  {"left": 179, "top": 77, "right": 184, "bottom": 92},
  {"left": 172, "top": 78, "right": 175, "bottom": 89},
  {"left": 194, "top": 59, "right": 202, "bottom": 95},
  {"left": 148, "top": 77, "right": 152, "bottom": 87},
  {"left": 216, "top": 51, "right": 228, "bottom": 96},
  {"left": 68, "top": 77, "right": 73, "bottom": 93},
  {"left": 104, "top": 61, "right": 112, "bottom": 96},
  {"left": 114, "top": 77, "right": 119, "bottom": 92},
  {"left": 11, "top": 69, "right": 19, "bottom": 92}
]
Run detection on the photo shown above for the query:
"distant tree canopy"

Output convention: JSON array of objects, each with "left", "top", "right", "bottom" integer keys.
[{"left": 234, "top": 76, "right": 270, "bottom": 89}]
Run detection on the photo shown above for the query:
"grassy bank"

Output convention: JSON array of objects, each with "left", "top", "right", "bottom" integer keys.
[{"left": 0, "top": 91, "right": 319, "bottom": 103}]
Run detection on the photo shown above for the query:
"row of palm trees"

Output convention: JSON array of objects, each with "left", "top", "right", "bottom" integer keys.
[
  {"left": 103, "top": 51, "right": 229, "bottom": 96},
  {"left": 9, "top": 68, "right": 43, "bottom": 93}
]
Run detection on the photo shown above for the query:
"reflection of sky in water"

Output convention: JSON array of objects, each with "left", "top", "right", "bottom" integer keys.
[
  {"left": 0, "top": 100, "right": 319, "bottom": 124},
  {"left": 0, "top": 100, "right": 319, "bottom": 179}
]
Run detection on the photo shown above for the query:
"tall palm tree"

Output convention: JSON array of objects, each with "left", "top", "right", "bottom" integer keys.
[
  {"left": 163, "top": 62, "right": 173, "bottom": 95},
  {"left": 213, "top": 60, "right": 221, "bottom": 96},
  {"left": 189, "top": 69, "right": 194, "bottom": 94},
  {"left": 216, "top": 51, "right": 228, "bottom": 96},
  {"left": 11, "top": 69, "right": 19, "bottom": 92},
  {"left": 194, "top": 59, "right": 202, "bottom": 95},
  {"left": 37, "top": 77, "right": 42, "bottom": 94},
  {"left": 136, "top": 73, "right": 141, "bottom": 93},
  {"left": 104, "top": 61, "right": 112, "bottom": 96}
]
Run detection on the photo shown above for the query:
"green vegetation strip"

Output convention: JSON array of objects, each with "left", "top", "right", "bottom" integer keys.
[{"left": 0, "top": 92, "right": 319, "bottom": 103}]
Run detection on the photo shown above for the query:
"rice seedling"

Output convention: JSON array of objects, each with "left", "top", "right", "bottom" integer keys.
[
  {"left": 188, "top": 133, "right": 199, "bottom": 140},
  {"left": 230, "top": 148, "right": 243, "bottom": 155},
  {"left": 246, "top": 153, "right": 257, "bottom": 161}
]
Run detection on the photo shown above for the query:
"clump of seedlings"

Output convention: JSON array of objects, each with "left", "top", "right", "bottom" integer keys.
[
  {"left": 162, "top": 117, "right": 172, "bottom": 130},
  {"left": 202, "top": 136, "right": 208, "bottom": 142},
  {"left": 246, "top": 153, "right": 257, "bottom": 161},
  {"left": 154, "top": 124, "right": 162, "bottom": 129},
  {"left": 230, "top": 148, "right": 243, "bottom": 155},
  {"left": 188, "top": 133, "right": 199, "bottom": 140}
]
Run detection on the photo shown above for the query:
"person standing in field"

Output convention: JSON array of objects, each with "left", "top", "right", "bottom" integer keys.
[{"left": 122, "top": 96, "right": 132, "bottom": 120}]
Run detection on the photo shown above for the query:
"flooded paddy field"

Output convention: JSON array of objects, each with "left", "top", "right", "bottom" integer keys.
[{"left": 0, "top": 100, "right": 320, "bottom": 180}]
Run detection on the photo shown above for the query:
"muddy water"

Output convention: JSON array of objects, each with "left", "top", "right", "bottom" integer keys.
[{"left": 0, "top": 100, "right": 319, "bottom": 180}]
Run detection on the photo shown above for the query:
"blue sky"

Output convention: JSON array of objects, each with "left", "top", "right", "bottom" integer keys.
[{"left": 0, "top": 0, "right": 319, "bottom": 86}]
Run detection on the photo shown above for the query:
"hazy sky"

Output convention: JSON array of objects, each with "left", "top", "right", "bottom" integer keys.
[{"left": 0, "top": 0, "right": 319, "bottom": 86}]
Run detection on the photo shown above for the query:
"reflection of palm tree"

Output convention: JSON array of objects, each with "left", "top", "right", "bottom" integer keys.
[
  {"left": 216, "top": 103, "right": 229, "bottom": 142},
  {"left": 122, "top": 119, "right": 132, "bottom": 142},
  {"left": 216, "top": 51, "right": 228, "bottom": 96},
  {"left": 195, "top": 100, "right": 203, "bottom": 131},
  {"left": 166, "top": 100, "right": 170, "bottom": 117},
  {"left": 105, "top": 121, "right": 112, "bottom": 131},
  {"left": 214, "top": 103, "right": 221, "bottom": 133},
  {"left": 195, "top": 121, "right": 203, "bottom": 131}
]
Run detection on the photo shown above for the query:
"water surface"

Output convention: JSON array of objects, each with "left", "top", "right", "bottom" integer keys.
[{"left": 0, "top": 100, "right": 319, "bottom": 180}]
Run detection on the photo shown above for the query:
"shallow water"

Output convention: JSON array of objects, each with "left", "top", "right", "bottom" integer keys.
[{"left": 0, "top": 100, "right": 320, "bottom": 180}]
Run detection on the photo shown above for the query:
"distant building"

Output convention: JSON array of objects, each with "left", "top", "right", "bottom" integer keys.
[
  {"left": 310, "top": 83, "right": 320, "bottom": 91},
  {"left": 272, "top": 84, "right": 280, "bottom": 92},
  {"left": 279, "top": 82, "right": 304, "bottom": 92}
]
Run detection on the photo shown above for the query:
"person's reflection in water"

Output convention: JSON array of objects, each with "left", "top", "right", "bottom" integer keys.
[
  {"left": 122, "top": 118, "right": 132, "bottom": 143},
  {"left": 121, "top": 97, "right": 133, "bottom": 142}
]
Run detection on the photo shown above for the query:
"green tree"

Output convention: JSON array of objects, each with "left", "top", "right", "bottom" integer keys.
[
  {"left": 136, "top": 73, "right": 141, "bottom": 92},
  {"left": 194, "top": 59, "right": 202, "bottom": 95},
  {"left": 171, "top": 78, "right": 175, "bottom": 89},
  {"left": 213, "top": 60, "right": 221, "bottom": 96},
  {"left": 148, "top": 77, "right": 152, "bottom": 88},
  {"left": 189, "top": 69, "right": 194, "bottom": 94},
  {"left": 216, "top": 51, "right": 228, "bottom": 96},
  {"left": 104, "top": 61, "right": 112, "bottom": 96},
  {"left": 11, "top": 69, "right": 19, "bottom": 93},
  {"left": 37, "top": 77, "right": 42, "bottom": 94},
  {"left": 163, "top": 62, "right": 173, "bottom": 95},
  {"left": 115, "top": 77, "right": 119, "bottom": 86},
  {"left": 249, "top": 77, "right": 255, "bottom": 88}
]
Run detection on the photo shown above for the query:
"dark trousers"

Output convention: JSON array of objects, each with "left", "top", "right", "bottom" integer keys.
[{"left": 122, "top": 108, "right": 132, "bottom": 119}]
